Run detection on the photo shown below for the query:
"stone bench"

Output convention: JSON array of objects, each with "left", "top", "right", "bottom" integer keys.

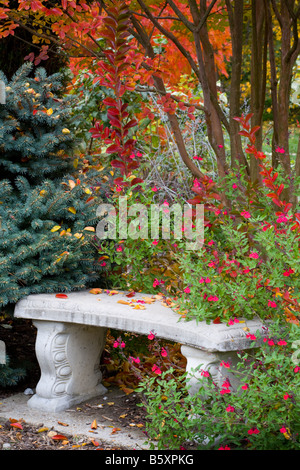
[{"left": 14, "top": 289, "right": 267, "bottom": 412}]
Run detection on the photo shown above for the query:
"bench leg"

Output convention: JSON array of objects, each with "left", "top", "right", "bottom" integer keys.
[
  {"left": 181, "top": 345, "right": 241, "bottom": 395},
  {"left": 28, "top": 320, "right": 107, "bottom": 412}
]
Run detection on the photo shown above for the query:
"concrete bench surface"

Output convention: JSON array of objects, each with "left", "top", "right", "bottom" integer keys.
[{"left": 14, "top": 289, "right": 267, "bottom": 412}]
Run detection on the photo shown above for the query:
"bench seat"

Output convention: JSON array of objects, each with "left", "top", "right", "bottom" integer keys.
[{"left": 14, "top": 289, "right": 267, "bottom": 412}]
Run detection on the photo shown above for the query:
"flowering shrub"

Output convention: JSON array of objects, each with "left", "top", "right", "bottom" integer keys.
[
  {"left": 175, "top": 115, "right": 300, "bottom": 324},
  {"left": 136, "top": 320, "right": 300, "bottom": 450}
]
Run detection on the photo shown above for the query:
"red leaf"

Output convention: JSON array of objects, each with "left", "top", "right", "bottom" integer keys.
[
  {"left": 55, "top": 294, "right": 68, "bottom": 299},
  {"left": 213, "top": 317, "right": 221, "bottom": 324},
  {"left": 10, "top": 422, "right": 23, "bottom": 430},
  {"left": 51, "top": 434, "right": 68, "bottom": 440}
]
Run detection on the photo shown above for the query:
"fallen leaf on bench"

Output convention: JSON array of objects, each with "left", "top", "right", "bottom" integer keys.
[
  {"left": 126, "top": 291, "right": 135, "bottom": 297},
  {"left": 142, "top": 296, "right": 156, "bottom": 303},
  {"left": 132, "top": 305, "right": 146, "bottom": 310},
  {"left": 119, "top": 413, "right": 128, "bottom": 419},
  {"left": 55, "top": 294, "right": 68, "bottom": 299},
  {"left": 117, "top": 300, "right": 132, "bottom": 305},
  {"left": 89, "top": 288, "right": 102, "bottom": 294},
  {"left": 57, "top": 421, "right": 69, "bottom": 427},
  {"left": 91, "top": 440, "right": 100, "bottom": 447},
  {"left": 108, "top": 290, "right": 119, "bottom": 295}
]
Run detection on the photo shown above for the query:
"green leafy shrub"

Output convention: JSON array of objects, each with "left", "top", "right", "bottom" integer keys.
[{"left": 137, "top": 320, "right": 300, "bottom": 450}]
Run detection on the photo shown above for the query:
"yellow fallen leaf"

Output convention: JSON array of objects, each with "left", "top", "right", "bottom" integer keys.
[
  {"left": 57, "top": 421, "right": 69, "bottom": 427},
  {"left": 136, "top": 423, "right": 144, "bottom": 428},
  {"left": 62, "top": 128, "right": 70, "bottom": 134},
  {"left": 107, "top": 402, "right": 114, "bottom": 406},
  {"left": 142, "top": 296, "right": 156, "bottom": 304},
  {"left": 108, "top": 290, "right": 119, "bottom": 295},
  {"left": 84, "top": 226, "right": 95, "bottom": 232},
  {"left": 68, "top": 207, "right": 76, "bottom": 214},
  {"left": 133, "top": 305, "right": 146, "bottom": 310},
  {"left": 46, "top": 108, "right": 53, "bottom": 115},
  {"left": 119, "top": 414, "right": 128, "bottom": 419},
  {"left": 51, "top": 225, "right": 61, "bottom": 232},
  {"left": 69, "top": 179, "right": 76, "bottom": 189},
  {"left": 111, "top": 427, "right": 121, "bottom": 434},
  {"left": 117, "top": 300, "right": 132, "bottom": 305},
  {"left": 89, "top": 288, "right": 103, "bottom": 294},
  {"left": 74, "top": 233, "right": 83, "bottom": 239},
  {"left": 37, "top": 427, "right": 49, "bottom": 433}
]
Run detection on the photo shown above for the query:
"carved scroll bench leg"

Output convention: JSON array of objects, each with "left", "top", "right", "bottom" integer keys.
[
  {"left": 28, "top": 320, "right": 107, "bottom": 412},
  {"left": 181, "top": 345, "right": 241, "bottom": 395}
]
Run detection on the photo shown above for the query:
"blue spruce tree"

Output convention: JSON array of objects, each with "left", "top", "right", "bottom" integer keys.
[{"left": 0, "top": 62, "right": 105, "bottom": 311}]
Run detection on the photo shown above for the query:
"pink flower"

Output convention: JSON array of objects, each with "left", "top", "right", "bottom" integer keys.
[
  {"left": 277, "top": 340, "right": 287, "bottom": 346},
  {"left": 113, "top": 341, "right": 119, "bottom": 348},
  {"left": 226, "top": 405, "right": 235, "bottom": 412},
  {"left": 152, "top": 364, "right": 162, "bottom": 374},
  {"left": 184, "top": 287, "right": 191, "bottom": 294},
  {"left": 116, "top": 245, "right": 123, "bottom": 252},
  {"left": 152, "top": 239, "right": 158, "bottom": 245},
  {"left": 277, "top": 215, "right": 288, "bottom": 223},
  {"left": 100, "top": 261, "right": 106, "bottom": 266},
  {"left": 246, "top": 333, "right": 257, "bottom": 341},
  {"left": 218, "top": 144, "right": 224, "bottom": 148},
  {"left": 220, "top": 361, "right": 230, "bottom": 368},
  {"left": 294, "top": 366, "right": 300, "bottom": 373},
  {"left": 120, "top": 341, "right": 125, "bottom": 348},
  {"left": 241, "top": 383, "right": 249, "bottom": 390},
  {"left": 208, "top": 240, "right": 214, "bottom": 245},
  {"left": 207, "top": 295, "right": 219, "bottom": 302},
  {"left": 283, "top": 393, "right": 292, "bottom": 400},
  {"left": 136, "top": 151, "right": 143, "bottom": 157},
  {"left": 161, "top": 347, "right": 167, "bottom": 357},
  {"left": 283, "top": 268, "right": 294, "bottom": 276},
  {"left": 276, "top": 146, "right": 285, "bottom": 154},
  {"left": 148, "top": 332, "right": 156, "bottom": 340},
  {"left": 130, "top": 356, "right": 140, "bottom": 364},
  {"left": 249, "top": 252, "right": 259, "bottom": 259},
  {"left": 241, "top": 210, "right": 251, "bottom": 218},
  {"left": 220, "top": 388, "right": 231, "bottom": 395},
  {"left": 228, "top": 318, "right": 239, "bottom": 325},
  {"left": 280, "top": 427, "right": 288, "bottom": 434},
  {"left": 232, "top": 183, "right": 238, "bottom": 189},
  {"left": 151, "top": 186, "right": 158, "bottom": 192},
  {"left": 200, "top": 370, "right": 210, "bottom": 377},
  {"left": 153, "top": 278, "right": 160, "bottom": 288},
  {"left": 243, "top": 267, "right": 250, "bottom": 273},
  {"left": 248, "top": 428, "right": 260, "bottom": 435},
  {"left": 218, "top": 445, "right": 231, "bottom": 450},
  {"left": 268, "top": 300, "right": 277, "bottom": 308}
]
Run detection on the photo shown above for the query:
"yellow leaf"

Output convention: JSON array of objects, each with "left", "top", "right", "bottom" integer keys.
[
  {"left": 133, "top": 305, "right": 146, "bottom": 310},
  {"left": 89, "top": 288, "right": 102, "bottom": 294},
  {"left": 108, "top": 290, "right": 119, "bottom": 295},
  {"left": 243, "top": 327, "right": 250, "bottom": 332},
  {"left": 68, "top": 207, "right": 76, "bottom": 214},
  {"left": 84, "top": 226, "right": 95, "bottom": 232},
  {"left": 73, "top": 158, "right": 78, "bottom": 169},
  {"left": 107, "top": 402, "right": 114, "bottom": 406},
  {"left": 39, "top": 189, "right": 46, "bottom": 196},
  {"left": 119, "top": 414, "right": 127, "bottom": 419},
  {"left": 37, "top": 427, "right": 49, "bottom": 433},
  {"left": 51, "top": 225, "right": 61, "bottom": 232},
  {"left": 46, "top": 108, "right": 53, "bottom": 115},
  {"left": 142, "top": 296, "right": 156, "bottom": 304},
  {"left": 62, "top": 128, "right": 70, "bottom": 134},
  {"left": 84, "top": 188, "right": 92, "bottom": 194},
  {"left": 117, "top": 300, "right": 132, "bottom": 305},
  {"left": 69, "top": 179, "right": 76, "bottom": 189},
  {"left": 74, "top": 233, "right": 83, "bottom": 239}
]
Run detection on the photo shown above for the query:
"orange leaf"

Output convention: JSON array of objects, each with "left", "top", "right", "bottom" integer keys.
[
  {"left": 117, "top": 300, "right": 132, "bottom": 305},
  {"left": 91, "top": 419, "right": 97, "bottom": 429},
  {"left": 91, "top": 440, "right": 100, "bottom": 447},
  {"left": 111, "top": 427, "right": 121, "bottom": 434},
  {"left": 89, "top": 288, "right": 103, "bottom": 294}
]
